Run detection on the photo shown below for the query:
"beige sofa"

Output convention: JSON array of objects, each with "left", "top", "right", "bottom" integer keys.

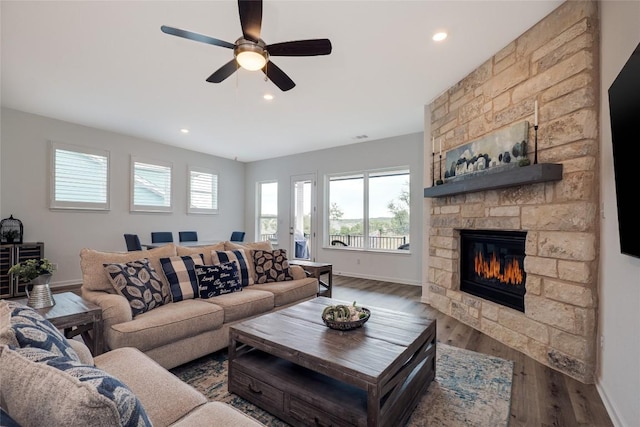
[
  {"left": 0, "top": 300, "right": 264, "bottom": 427},
  {"left": 80, "top": 241, "right": 318, "bottom": 369}
]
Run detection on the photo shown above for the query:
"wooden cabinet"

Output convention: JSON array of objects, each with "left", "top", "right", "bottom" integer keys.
[{"left": 0, "top": 242, "right": 45, "bottom": 298}]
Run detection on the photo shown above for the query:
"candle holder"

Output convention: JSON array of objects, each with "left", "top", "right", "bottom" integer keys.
[
  {"left": 432, "top": 151, "right": 435, "bottom": 187},
  {"left": 436, "top": 154, "right": 444, "bottom": 185},
  {"left": 534, "top": 124, "right": 539, "bottom": 164}
]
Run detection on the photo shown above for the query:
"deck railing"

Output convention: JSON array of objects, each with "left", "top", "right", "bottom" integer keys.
[
  {"left": 260, "top": 234, "right": 409, "bottom": 250},
  {"left": 329, "top": 234, "right": 408, "bottom": 250}
]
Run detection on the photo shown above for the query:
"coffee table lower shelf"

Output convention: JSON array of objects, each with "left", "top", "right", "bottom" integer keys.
[{"left": 230, "top": 350, "right": 369, "bottom": 427}]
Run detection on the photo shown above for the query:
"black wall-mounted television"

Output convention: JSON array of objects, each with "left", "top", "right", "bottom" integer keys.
[{"left": 608, "top": 41, "right": 640, "bottom": 259}]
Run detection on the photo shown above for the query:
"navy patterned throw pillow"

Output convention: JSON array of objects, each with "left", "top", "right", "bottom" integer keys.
[
  {"left": 196, "top": 262, "right": 243, "bottom": 298},
  {"left": 160, "top": 254, "right": 204, "bottom": 302},
  {"left": 0, "top": 301, "right": 80, "bottom": 362},
  {"left": 103, "top": 258, "right": 165, "bottom": 316},
  {"left": 12, "top": 346, "right": 152, "bottom": 427},
  {"left": 253, "top": 249, "right": 294, "bottom": 284}
]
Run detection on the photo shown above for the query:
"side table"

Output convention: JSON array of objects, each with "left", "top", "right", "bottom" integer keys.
[
  {"left": 12, "top": 291, "right": 103, "bottom": 356},
  {"left": 288, "top": 260, "right": 332, "bottom": 297}
]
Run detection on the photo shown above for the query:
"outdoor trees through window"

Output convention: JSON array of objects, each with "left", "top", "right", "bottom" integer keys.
[
  {"left": 328, "top": 168, "right": 410, "bottom": 250},
  {"left": 258, "top": 181, "right": 278, "bottom": 243}
]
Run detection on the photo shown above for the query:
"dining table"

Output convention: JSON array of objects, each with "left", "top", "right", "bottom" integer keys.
[{"left": 141, "top": 240, "right": 221, "bottom": 249}]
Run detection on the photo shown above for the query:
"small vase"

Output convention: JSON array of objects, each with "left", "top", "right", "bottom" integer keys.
[{"left": 26, "top": 274, "right": 55, "bottom": 309}]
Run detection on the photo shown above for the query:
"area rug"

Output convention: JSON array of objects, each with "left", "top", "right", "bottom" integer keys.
[{"left": 171, "top": 343, "right": 514, "bottom": 427}]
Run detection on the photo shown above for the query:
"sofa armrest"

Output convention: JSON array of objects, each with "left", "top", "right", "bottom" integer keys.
[
  {"left": 95, "top": 347, "right": 207, "bottom": 426},
  {"left": 290, "top": 265, "right": 307, "bottom": 280},
  {"left": 81, "top": 289, "right": 132, "bottom": 349}
]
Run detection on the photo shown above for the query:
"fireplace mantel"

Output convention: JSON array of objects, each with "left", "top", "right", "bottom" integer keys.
[{"left": 423, "top": 163, "right": 563, "bottom": 198}]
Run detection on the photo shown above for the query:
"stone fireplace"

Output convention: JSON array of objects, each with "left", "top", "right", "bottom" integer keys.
[
  {"left": 423, "top": 1, "right": 599, "bottom": 383},
  {"left": 460, "top": 230, "right": 527, "bottom": 313}
]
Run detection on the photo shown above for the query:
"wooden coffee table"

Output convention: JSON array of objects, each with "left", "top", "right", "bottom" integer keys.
[{"left": 228, "top": 297, "right": 436, "bottom": 427}]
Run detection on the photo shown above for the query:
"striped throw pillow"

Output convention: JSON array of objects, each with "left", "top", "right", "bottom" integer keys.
[{"left": 211, "top": 249, "right": 253, "bottom": 286}]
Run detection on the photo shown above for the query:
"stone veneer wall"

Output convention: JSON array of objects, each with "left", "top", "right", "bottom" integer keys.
[{"left": 424, "top": 1, "right": 599, "bottom": 383}]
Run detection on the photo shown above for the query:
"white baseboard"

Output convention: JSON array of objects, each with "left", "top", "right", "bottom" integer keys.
[
  {"left": 333, "top": 271, "right": 421, "bottom": 287},
  {"left": 596, "top": 381, "right": 625, "bottom": 427}
]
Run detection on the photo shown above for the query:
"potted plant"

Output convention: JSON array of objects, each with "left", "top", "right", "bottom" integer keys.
[
  {"left": 8, "top": 258, "right": 56, "bottom": 283},
  {"left": 1, "top": 229, "right": 20, "bottom": 243}
]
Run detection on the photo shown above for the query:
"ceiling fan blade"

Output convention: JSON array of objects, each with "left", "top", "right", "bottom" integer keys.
[
  {"left": 206, "top": 59, "right": 239, "bottom": 83},
  {"left": 161, "top": 25, "right": 235, "bottom": 49},
  {"left": 262, "top": 61, "right": 295, "bottom": 92},
  {"left": 238, "top": 0, "right": 262, "bottom": 43},
  {"left": 267, "top": 39, "right": 332, "bottom": 56}
]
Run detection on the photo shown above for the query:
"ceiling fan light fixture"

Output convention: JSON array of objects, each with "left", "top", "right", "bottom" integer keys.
[
  {"left": 237, "top": 50, "right": 267, "bottom": 70},
  {"left": 235, "top": 40, "right": 268, "bottom": 71},
  {"left": 432, "top": 31, "right": 448, "bottom": 42}
]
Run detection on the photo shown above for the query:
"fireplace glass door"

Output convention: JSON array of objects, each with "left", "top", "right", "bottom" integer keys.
[{"left": 460, "top": 230, "right": 526, "bottom": 312}]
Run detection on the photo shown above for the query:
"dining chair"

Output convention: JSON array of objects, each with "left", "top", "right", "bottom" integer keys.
[
  {"left": 151, "top": 232, "right": 174, "bottom": 243},
  {"left": 124, "top": 234, "right": 142, "bottom": 251},
  {"left": 179, "top": 231, "right": 198, "bottom": 242},
  {"left": 230, "top": 231, "right": 245, "bottom": 242}
]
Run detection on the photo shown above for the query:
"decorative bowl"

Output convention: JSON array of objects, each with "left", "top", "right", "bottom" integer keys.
[{"left": 322, "top": 307, "right": 371, "bottom": 331}]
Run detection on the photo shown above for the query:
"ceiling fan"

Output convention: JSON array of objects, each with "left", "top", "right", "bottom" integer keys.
[{"left": 161, "top": 0, "right": 332, "bottom": 91}]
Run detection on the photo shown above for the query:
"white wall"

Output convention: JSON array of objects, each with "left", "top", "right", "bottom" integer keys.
[
  {"left": 598, "top": 2, "right": 640, "bottom": 426},
  {"left": 245, "top": 133, "right": 424, "bottom": 286},
  {"left": 0, "top": 108, "right": 246, "bottom": 287}
]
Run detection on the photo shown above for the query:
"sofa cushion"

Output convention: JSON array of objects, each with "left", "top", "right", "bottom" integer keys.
[
  {"left": 0, "top": 300, "right": 80, "bottom": 362},
  {"left": 201, "top": 289, "right": 274, "bottom": 323},
  {"left": 224, "top": 240, "right": 273, "bottom": 252},
  {"left": 160, "top": 254, "right": 204, "bottom": 302},
  {"left": 250, "top": 277, "right": 319, "bottom": 306},
  {"left": 107, "top": 300, "right": 224, "bottom": 352},
  {"left": 176, "top": 242, "right": 225, "bottom": 265},
  {"left": 253, "top": 249, "right": 294, "bottom": 284},
  {"left": 103, "top": 258, "right": 165, "bottom": 316},
  {"left": 211, "top": 249, "right": 253, "bottom": 286},
  {"left": 196, "top": 262, "right": 242, "bottom": 298},
  {"left": 95, "top": 347, "right": 208, "bottom": 427},
  {"left": 80, "top": 245, "right": 176, "bottom": 303},
  {"left": 0, "top": 345, "right": 151, "bottom": 427}
]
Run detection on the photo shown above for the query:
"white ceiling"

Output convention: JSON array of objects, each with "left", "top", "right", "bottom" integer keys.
[{"left": 1, "top": 1, "right": 563, "bottom": 162}]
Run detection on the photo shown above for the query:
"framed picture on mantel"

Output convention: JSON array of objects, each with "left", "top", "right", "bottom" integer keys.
[{"left": 444, "top": 121, "right": 529, "bottom": 183}]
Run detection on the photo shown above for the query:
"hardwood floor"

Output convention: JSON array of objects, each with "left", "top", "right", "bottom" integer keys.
[{"left": 331, "top": 275, "right": 614, "bottom": 427}]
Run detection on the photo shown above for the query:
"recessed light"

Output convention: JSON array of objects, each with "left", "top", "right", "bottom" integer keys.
[
  {"left": 180, "top": 128, "right": 189, "bottom": 134},
  {"left": 263, "top": 93, "right": 274, "bottom": 101},
  {"left": 433, "top": 32, "right": 447, "bottom": 42}
]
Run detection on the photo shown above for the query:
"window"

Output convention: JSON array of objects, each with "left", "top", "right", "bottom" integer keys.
[
  {"left": 327, "top": 168, "right": 410, "bottom": 251},
  {"left": 257, "top": 181, "right": 278, "bottom": 244},
  {"left": 50, "top": 141, "right": 110, "bottom": 210},
  {"left": 130, "top": 157, "right": 172, "bottom": 212},
  {"left": 188, "top": 166, "right": 218, "bottom": 214}
]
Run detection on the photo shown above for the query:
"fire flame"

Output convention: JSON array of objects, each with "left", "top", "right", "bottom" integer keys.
[{"left": 474, "top": 251, "right": 523, "bottom": 285}]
